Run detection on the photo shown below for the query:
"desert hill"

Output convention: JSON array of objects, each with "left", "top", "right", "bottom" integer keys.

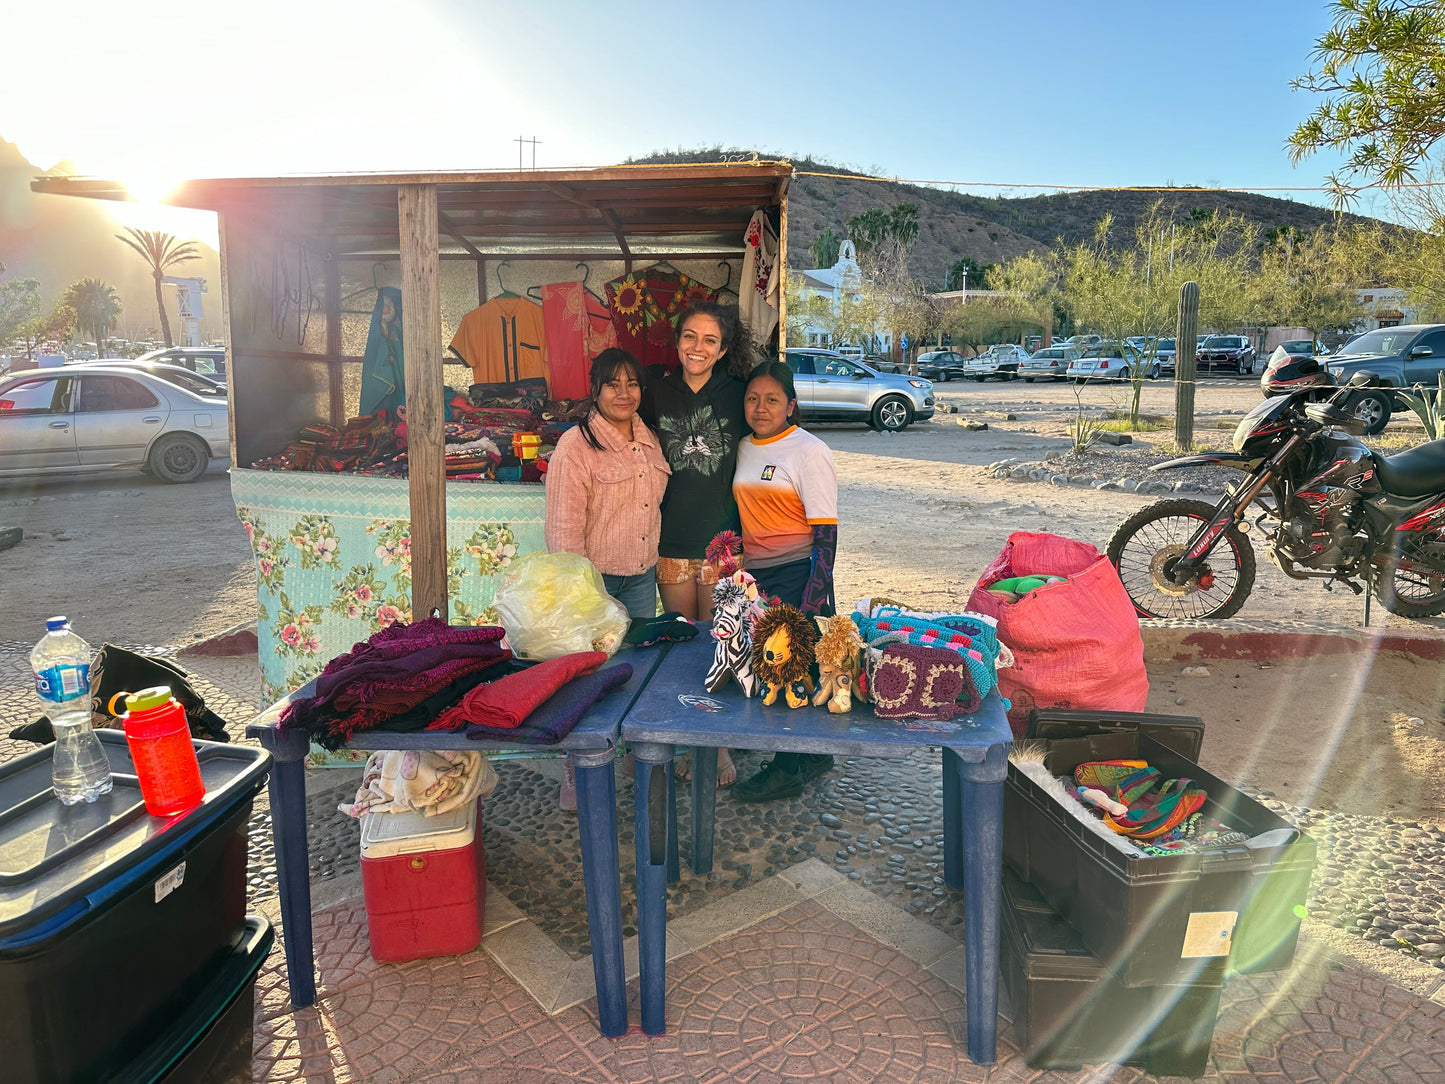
[{"left": 629, "top": 149, "right": 1384, "bottom": 287}]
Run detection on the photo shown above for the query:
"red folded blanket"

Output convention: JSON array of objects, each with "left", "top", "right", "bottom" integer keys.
[{"left": 427, "top": 651, "right": 608, "bottom": 730}]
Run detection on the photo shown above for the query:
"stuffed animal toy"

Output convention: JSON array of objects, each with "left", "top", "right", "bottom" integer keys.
[
  {"left": 705, "top": 577, "right": 759, "bottom": 697},
  {"left": 811, "top": 613, "right": 863, "bottom": 713},
  {"left": 751, "top": 604, "right": 818, "bottom": 709}
]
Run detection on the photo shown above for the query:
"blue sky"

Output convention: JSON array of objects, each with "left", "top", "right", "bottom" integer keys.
[{"left": 4, "top": 0, "right": 1392, "bottom": 223}]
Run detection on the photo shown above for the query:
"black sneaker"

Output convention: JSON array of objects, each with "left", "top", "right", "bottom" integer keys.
[
  {"left": 797, "top": 754, "right": 834, "bottom": 783},
  {"left": 733, "top": 758, "right": 807, "bottom": 802}
]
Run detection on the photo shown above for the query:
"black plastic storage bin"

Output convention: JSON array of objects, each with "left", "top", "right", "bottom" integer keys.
[
  {"left": 114, "top": 915, "right": 274, "bottom": 1084},
  {"left": 1000, "top": 867, "right": 1222, "bottom": 1076},
  {"left": 0, "top": 731, "right": 270, "bottom": 1084},
  {"left": 1004, "top": 729, "right": 1315, "bottom": 988},
  {"left": 1027, "top": 707, "right": 1206, "bottom": 759}
]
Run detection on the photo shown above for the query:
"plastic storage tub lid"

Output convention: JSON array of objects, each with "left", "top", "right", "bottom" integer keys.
[
  {"left": 0, "top": 731, "right": 270, "bottom": 941},
  {"left": 361, "top": 799, "right": 477, "bottom": 860}
]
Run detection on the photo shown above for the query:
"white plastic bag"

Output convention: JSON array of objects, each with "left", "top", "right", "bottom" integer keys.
[{"left": 493, "top": 551, "right": 629, "bottom": 660}]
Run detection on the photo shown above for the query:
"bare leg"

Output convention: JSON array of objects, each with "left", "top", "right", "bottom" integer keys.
[
  {"left": 675, "top": 747, "right": 736, "bottom": 786},
  {"left": 659, "top": 580, "right": 697, "bottom": 620}
]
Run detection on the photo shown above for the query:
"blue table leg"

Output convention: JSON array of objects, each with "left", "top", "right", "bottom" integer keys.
[
  {"left": 957, "top": 742, "right": 1009, "bottom": 1064},
  {"left": 632, "top": 740, "right": 673, "bottom": 1036},
  {"left": 572, "top": 747, "right": 626, "bottom": 1038},
  {"left": 666, "top": 760, "right": 680, "bottom": 885},
  {"left": 942, "top": 746, "right": 963, "bottom": 890},
  {"left": 689, "top": 745, "right": 718, "bottom": 875},
  {"left": 252, "top": 725, "right": 316, "bottom": 1008}
]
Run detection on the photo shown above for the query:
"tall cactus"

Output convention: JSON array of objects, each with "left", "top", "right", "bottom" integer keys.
[{"left": 1175, "top": 281, "right": 1200, "bottom": 450}]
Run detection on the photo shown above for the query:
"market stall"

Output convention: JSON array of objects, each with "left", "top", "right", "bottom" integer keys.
[{"left": 34, "top": 164, "right": 792, "bottom": 697}]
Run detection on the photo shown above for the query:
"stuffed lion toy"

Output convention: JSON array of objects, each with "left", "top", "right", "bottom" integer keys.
[
  {"left": 811, "top": 613, "right": 863, "bottom": 713},
  {"left": 751, "top": 604, "right": 818, "bottom": 709}
]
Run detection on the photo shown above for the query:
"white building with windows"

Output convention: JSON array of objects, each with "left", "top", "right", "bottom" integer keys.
[
  {"left": 790, "top": 240, "right": 893, "bottom": 354},
  {"left": 1355, "top": 287, "right": 1417, "bottom": 330}
]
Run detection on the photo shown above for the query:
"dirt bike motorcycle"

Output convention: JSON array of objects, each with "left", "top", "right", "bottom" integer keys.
[{"left": 1107, "top": 368, "right": 1445, "bottom": 620}]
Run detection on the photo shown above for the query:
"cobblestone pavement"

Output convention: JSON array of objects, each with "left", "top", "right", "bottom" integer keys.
[{"left": 6, "top": 638, "right": 1445, "bottom": 1080}]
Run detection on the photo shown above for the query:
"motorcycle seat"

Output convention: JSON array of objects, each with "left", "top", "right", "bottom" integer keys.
[{"left": 1376, "top": 438, "right": 1445, "bottom": 498}]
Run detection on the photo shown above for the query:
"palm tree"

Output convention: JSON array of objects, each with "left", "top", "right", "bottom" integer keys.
[
  {"left": 115, "top": 227, "right": 199, "bottom": 347},
  {"left": 63, "top": 278, "right": 122, "bottom": 355}
]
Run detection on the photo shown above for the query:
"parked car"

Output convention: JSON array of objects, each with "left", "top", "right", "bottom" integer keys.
[
  {"left": 985, "top": 344, "right": 1030, "bottom": 377},
  {"left": 863, "top": 353, "right": 901, "bottom": 373},
  {"left": 1196, "top": 334, "right": 1257, "bottom": 374},
  {"left": 1323, "top": 323, "right": 1445, "bottom": 434},
  {"left": 783, "top": 349, "right": 934, "bottom": 431},
  {"left": 1070, "top": 333, "right": 1104, "bottom": 350},
  {"left": 915, "top": 350, "right": 970, "bottom": 382},
  {"left": 133, "top": 346, "right": 228, "bottom": 386},
  {"left": 71, "top": 360, "right": 226, "bottom": 399},
  {"left": 1019, "top": 345, "right": 1079, "bottom": 381},
  {"left": 1155, "top": 338, "right": 1178, "bottom": 374},
  {"left": 1066, "top": 342, "right": 1153, "bottom": 382},
  {"left": 0, "top": 365, "right": 228, "bottom": 482},
  {"left": 1261, "top": 340, "right": 1334, "bottom": 397}
]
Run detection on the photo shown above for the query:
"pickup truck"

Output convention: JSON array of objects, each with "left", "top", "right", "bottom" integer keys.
[{"left": 1325, "top": 323, "right": 1445, "bottom": 434}]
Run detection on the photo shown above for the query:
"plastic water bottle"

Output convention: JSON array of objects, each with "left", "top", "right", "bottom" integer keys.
[{"left": 31, "top": 617, "right": 113, "bottom": 805}]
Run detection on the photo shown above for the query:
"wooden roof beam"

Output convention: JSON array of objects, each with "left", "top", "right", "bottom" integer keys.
[{"left": 437, "top": 210, "right": 487, "bottom": 261}]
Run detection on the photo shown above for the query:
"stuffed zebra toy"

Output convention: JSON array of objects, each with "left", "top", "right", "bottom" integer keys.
[{"left": 705, "top": 578, "right": 759, "bottom": 697}]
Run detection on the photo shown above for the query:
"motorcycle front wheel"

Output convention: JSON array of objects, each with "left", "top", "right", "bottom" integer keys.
[
  {"left": 1375, "top": 531, "right": 1445, "bottom": 617},
  {"left": 1106, "top": 498, "right": 1257, "bottom": 619}
]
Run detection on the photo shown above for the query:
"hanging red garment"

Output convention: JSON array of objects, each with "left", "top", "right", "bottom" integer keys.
[
  {"left": 540, "top": 282, "right": 618, "bottom": 398},
  {"left": 605, "top": 271, "right": 649, "bottom": 361},
  {"left": 606, "top": 266, "right": 719, "bottom": 369}
]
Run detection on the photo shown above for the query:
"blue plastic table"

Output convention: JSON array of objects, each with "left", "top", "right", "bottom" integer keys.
[
  {"left": 246, "top": 646, "right": 667, "bottom": 1038},
  {"left": 620, "top": 633, "right": 1013, "bottom": 1064}
]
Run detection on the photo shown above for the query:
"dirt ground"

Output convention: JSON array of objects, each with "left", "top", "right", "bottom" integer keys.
[{"left": 2, "top": 375, "right": 1442, "bottom": 821}]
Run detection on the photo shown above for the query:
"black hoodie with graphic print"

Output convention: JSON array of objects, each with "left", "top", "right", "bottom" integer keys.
[{"left": 640, "top": 366, "right": 747, "bottom": 559}]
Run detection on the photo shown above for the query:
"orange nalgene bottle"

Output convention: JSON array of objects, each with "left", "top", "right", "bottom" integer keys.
[{"left": 120, "top": 686, "right": 206, "bottom": 816}]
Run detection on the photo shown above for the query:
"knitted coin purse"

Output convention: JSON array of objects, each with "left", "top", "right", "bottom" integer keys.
[{"left": 870, "top": 643, "right": 978, "bottom": 721}]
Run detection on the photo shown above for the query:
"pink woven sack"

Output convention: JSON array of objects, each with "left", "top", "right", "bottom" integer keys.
[{"left": 966, "top": 532, "right": 1148, "bottom": 738}]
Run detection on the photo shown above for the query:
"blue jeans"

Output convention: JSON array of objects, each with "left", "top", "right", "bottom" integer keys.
[{"left": 604, "top": 568, "right": 659, "bottom": 620}]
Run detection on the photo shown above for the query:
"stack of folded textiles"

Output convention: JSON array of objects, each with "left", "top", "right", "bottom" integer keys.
[
  {"left": 280, "top": 620, "right": 638, "bottom": 751},
  {"left": 247, "top": 381, "right": 589, "bottom": 482},
  {"left": 279, "top": 618, "right": 511, "bottom": 749}
]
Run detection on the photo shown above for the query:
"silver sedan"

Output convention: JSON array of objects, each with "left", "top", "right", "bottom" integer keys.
[{"left": 0, "top": 365, "right": 229, "bottom": 483}]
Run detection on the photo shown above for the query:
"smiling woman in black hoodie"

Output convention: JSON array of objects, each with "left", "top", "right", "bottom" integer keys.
[{"left": 640, "top": 300, "right": 754, "bottom": 786}]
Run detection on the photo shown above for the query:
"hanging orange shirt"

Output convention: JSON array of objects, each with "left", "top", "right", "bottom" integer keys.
[{"left": 451, "top": 297, "right": 549, "bottom": 389}]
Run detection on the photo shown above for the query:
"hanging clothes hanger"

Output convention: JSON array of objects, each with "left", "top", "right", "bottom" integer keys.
[
  {"left": 714, "top": 260, "right": 738, "bottom": 302},
  {"left": 526, "top": 284, "right": 544, "bottom": 301},
  {"left": 337, "top": 262, "right": 389, "bottom": 315},
  {"left": 576, "top": 262, "right": 608, "bottom": 306},
  {"left": 495, "top": 261, "right": 519, "bottom": 299}
]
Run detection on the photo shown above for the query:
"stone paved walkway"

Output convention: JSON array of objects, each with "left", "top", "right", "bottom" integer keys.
[{"left": 5, "top": 637, "right": 1445, "bottom": 1080}]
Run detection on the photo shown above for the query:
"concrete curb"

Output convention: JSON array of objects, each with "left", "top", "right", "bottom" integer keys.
[
  {"left": 176, "top": 622, "right": 259, "bottom": 658},
  {"left": 1142, "top": 620, "right": 1445, "bottom": 662}
]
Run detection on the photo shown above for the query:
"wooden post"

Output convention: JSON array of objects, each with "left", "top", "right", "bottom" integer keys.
[
  {"left": 398, "top": 184, "right": 448, "bottom": 621},
  {"left": 217, "top": 214, "right": 238, "bottom": 467},
  {"left": 776, "top": 197, "right": 788, "bottom": 357},
  {"left": 1175, "top": 280, "right": 1200, "bottom": 451},
  {"left": 324, "top": 254, "right": 345, "bottom": 427}
]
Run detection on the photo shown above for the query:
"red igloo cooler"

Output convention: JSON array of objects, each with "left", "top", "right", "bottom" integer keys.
[{"left": 360, "top": 798, "right": 486, "bottom": 962}]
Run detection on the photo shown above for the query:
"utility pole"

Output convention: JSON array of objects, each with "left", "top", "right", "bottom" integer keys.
[{"left": 514, "top": 136, "right": 541, "bottom": 169}]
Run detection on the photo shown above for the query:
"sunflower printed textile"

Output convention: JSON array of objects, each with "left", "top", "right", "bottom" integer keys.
[{"left": 605, "top": 266, "right": 718, "bottom": 369}]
